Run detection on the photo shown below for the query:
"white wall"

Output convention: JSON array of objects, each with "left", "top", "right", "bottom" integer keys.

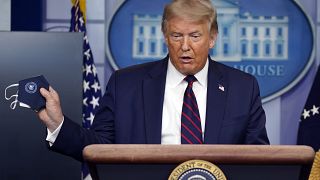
[{"left": 0, "top": 0, "right": 10, "bottom": 30}]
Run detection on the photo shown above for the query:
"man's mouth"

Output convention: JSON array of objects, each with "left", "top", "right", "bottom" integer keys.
[{"left": 180, "top": 56, "right": 193, "bottom": 63}]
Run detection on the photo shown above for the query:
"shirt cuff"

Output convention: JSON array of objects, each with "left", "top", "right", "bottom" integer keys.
[{"left": 46, "top": 117, "right": 64, "bottom": 147}]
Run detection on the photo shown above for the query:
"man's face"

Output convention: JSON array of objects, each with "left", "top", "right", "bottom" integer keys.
[{"left": 164, "top": 17, "right": 216, "bottom": 75}]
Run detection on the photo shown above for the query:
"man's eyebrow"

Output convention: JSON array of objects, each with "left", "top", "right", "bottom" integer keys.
[
  {"left": 190, "top": 31, "right": 202, "bottom": 35},
  {"left": 170, "top": 32, "right": 183, "bottom": 35}
]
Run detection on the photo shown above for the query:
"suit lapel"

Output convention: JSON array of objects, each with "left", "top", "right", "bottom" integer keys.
[
  {"left": 143, "top": 58, "right": 168, "bottom": 144},
  {"left": 204, "top": 58, "right": 228, "bottom": 144}
]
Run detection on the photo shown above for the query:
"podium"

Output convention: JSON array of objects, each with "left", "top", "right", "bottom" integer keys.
[{"left": 83, "top": 145, "right": 315, "bottom": 180}]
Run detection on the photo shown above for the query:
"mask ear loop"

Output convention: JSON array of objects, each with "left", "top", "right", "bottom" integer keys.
[{"left": 5, "top": 84, "right": 19, "bottom": 110}]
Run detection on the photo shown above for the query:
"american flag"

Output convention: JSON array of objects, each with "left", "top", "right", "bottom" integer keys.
[
  {"left": 297, "top": 67, "right": 320, "bottom": 151},
  {"left": 70, "top": 0, "right": 102, "bottom": 179}
]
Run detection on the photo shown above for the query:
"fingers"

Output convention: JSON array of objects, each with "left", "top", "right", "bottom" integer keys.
[
  {"left": 49, "top": 86, "right": 60, "bottom": 101},
  {"left": 38, "top": 86, "right": 64, "bottom": 131},
  {"left": 40, "top": 86, "right": 59, "bottom": 102},
  {"left": 49, "top": 86, "right": 56, "bottom": 93},
  {"left": 37, "top": 108, "right": 48, "bottom": 121}
]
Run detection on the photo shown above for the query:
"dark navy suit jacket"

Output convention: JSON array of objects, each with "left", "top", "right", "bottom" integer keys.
[{"left": 51, "top": 56, "right": 269, "bottom": 161}]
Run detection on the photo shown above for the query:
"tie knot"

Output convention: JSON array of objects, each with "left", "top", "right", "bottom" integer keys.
[{"left": 184, "top": 75, "right": 197, "bottom": 85}]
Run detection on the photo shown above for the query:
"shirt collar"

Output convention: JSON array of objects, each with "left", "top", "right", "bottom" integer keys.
[{"left": 166, "top": 58, "right": 209, "bottom": 88}]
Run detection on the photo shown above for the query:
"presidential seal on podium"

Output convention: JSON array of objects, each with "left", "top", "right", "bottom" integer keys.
[{"left": 168, "top": 160, "right": 227, "bottom": 180}]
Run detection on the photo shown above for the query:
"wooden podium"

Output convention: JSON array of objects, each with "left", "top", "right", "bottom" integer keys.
[{"left": 83, "top": 145, "right": 315, "bottom": 180}]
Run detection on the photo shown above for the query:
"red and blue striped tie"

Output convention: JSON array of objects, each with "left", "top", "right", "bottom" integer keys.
[{"left": 181, "top": 75, "right": 203, "bottom": 144}]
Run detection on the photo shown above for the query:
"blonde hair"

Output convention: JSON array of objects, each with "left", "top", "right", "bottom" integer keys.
[{"left": 161, "top": 0, "right": 218, "bottom": 36}]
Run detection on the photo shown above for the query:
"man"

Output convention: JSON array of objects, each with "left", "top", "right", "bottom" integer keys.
[{"left": 38, "top": 0, "right": 269, "bottom": 162}]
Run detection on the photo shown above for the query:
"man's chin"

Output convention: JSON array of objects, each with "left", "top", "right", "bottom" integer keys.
[{"left": 177, "top": 67, "right": 197, "bottom": 76}]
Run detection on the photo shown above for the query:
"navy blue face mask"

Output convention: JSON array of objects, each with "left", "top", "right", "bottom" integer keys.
[{"left": 5, "top": 75, "right": 49, "bottom": 112}]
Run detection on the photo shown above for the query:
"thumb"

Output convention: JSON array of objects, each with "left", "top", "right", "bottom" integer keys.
[{"left": 40, "top": 87, "right": 51, "bottom": 100}]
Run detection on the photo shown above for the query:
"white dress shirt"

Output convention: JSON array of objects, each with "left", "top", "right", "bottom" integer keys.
[
  {"left": 46, "top": 117, "right": 64, "bottom": 146},
  {"left": 161, "top": 59, "right": 208, "bottom": 144},
  {"left": 46, "top": 59, "right": 209, "bottom": 145}
]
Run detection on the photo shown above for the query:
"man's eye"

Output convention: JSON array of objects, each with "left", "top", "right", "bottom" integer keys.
[
  {"left": 191, "top": 35, "right": 201, "bottom": 40},
  {"left": 170, "top": 34, "right": 182, "bottom": 40}
]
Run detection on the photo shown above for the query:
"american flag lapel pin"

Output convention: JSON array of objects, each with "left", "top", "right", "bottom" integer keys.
[{"left": 218, "top": 84, "right": 225, "bottom": 92}]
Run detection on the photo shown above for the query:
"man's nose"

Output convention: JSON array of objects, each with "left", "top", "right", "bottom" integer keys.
[{"left": 181, "top": 36, "right": 190, "bottom": 52}]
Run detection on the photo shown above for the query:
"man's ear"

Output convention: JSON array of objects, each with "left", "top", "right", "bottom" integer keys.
[{"left": 209, "top": 32, "right": 218, "bottom": 48}]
